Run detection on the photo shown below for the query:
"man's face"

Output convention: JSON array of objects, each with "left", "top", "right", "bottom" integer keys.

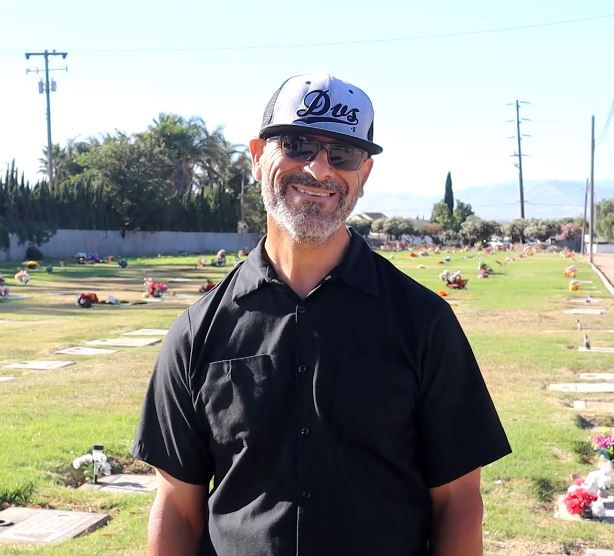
[{"left": 250, "top": 134, "right": 373, "bottom": 245}]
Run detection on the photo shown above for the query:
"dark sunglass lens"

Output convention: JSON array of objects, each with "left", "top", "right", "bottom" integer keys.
[
  {"left": 282, "top": 136, "right": 319, "bottom": 160},
  {"left": 328, "top": 144, "right": 364, "bottom": 170}
]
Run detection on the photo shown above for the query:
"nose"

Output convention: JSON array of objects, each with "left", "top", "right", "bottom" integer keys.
[{"left": 304, "top": 148, "right": 335, "bottom": 181}]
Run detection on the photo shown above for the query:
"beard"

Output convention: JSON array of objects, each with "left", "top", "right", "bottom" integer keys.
[{"left": 262, "top": 173, "right": 362, "bottom": 245}]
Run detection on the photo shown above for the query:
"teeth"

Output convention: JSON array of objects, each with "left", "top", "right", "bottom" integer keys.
[{"left": 295, "top": 186, "right": 332, "bottom": 197}]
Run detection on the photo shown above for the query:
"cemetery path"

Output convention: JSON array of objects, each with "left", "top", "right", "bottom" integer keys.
[{"left": 590, "top": 253, "right": 614, "bottom": 296}]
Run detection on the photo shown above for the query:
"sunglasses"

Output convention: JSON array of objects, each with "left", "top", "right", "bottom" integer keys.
[{"left": 267, "top": 135, "right": 368, "bottom": 171}]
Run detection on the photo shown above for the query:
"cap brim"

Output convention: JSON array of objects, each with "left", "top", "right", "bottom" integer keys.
[{"left": 260, "top": 124, "right": 383, "bottom": 155}]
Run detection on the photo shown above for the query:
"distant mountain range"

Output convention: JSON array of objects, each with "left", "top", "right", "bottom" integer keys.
[{"left": 353, "top": 179, "right": 614, "bottom": 222}]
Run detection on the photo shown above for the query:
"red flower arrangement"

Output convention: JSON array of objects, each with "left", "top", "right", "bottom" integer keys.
[
  {"left": 144, "top": 277, "right": 169, "bottom": 298},
  {"left": 563, "top": 487, "right": 597, "bottom": 515},
  {"left": 77, "top": 292, "right": 99, "bottom": 308}
]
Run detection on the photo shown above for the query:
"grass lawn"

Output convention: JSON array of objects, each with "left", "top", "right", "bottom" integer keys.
[{"left": 0, "top": 247, "right": 613, "bottom": 555}]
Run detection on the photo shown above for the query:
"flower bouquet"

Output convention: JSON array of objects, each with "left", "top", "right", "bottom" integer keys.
[
  {"left": 0, "top": 275, "right": 9, "bottom": 297},
  {"left": 77, "top": 292, "right": 99, "bottom": 308},
  {"left": 564, "top": 265, "right": 577, "bottom": 278},
  {"left": 559, "top": 430, "right": 614, "bottom": 520},
  {"left": 590, "top": 428, "right": 614, "bottom": 461},
  {"left": 561, "top": 460, "right": 612, "bottom": 519},
  {"left": 144, "top": 277, "right": 168, "bottom": 298},
  {"left": 440, "top": 270, "right": 468, "bottom": 289},
  {"left": 14, "top": 270, "right": 30, "bottom": 284},
  {"left": 563, "top": 486, "right": 597, "bottom": 517},
  {"left": 568, "top": 279, "right": 580, "bottom": 292}
]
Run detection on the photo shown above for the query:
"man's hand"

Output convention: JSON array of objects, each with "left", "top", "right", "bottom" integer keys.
[
  {"left": 429, "top": 467, "right": 483, "bottom": 556},
  {"left": 148, "top": 468, "right": 207, "bottom": 555}
]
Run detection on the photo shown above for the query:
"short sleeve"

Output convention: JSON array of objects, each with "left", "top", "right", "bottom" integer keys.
[
  {"left": 415, "top": 302, "right": 511, "bottom": 488},
  {"left": 130, "top": 310, "right": 213, "bottom": 485}
]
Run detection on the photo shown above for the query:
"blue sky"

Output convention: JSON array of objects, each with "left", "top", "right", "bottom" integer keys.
[{"left": 2, "top": 0, "right": 613, "bottom": 205}]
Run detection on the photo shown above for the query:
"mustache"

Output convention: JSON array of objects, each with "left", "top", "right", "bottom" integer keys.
[{"left": 281, "top": 174, "right": 347, "bottom": 195}]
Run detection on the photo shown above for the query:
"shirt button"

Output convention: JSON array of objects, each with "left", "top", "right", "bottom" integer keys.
[
  {"left": 297, "top": 305, "right": 306, "bottom": 314},
  {"left": 324, "top": 275, "right": 331, "bottom": 281},
  {"left": 300, "top": 426, "right": 311, "bottom": 436},
  {"left": 300, "top": 490, "right": 312, "bottom": 500},
  {"left": 298, "top": 364, "right": 307, "bottom": 374}
]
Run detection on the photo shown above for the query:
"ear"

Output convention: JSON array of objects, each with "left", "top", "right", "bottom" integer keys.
[
  {"left": 358, "top": 157, "right": 374, "bottom": 197},
  {"left": 249, "top": 138, "right": 265, "bottom": 181}
]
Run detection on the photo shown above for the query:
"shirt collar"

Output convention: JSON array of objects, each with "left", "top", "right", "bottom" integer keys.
[{"left": 232, "top": 228, "right": 380, "bottom": 301}]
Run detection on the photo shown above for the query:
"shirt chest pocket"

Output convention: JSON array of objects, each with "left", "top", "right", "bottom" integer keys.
[
  {"left": 331, "top": 354, "right": 418, "bottom": 449},
  {"left": 202, "top": 354, "right": 286, "bottom": 446}
]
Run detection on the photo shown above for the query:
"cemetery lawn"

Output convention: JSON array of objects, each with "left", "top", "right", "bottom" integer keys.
[{"left": 0, "top": 249, "right": 613, "bottom": 554}]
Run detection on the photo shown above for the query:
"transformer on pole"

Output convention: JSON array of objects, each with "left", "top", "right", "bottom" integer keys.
[{"left": 25, "top": 49, "right": 68, "bottom": 189}]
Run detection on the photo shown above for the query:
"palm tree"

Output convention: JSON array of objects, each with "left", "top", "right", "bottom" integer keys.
[
  {"left": 143, "top": 114, "right": 212, "bottom": 196},
  {"left": 38, "top": 138, "right": 92, "bottom": 186}
]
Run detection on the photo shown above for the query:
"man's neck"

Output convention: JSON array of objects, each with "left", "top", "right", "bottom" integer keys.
[{"left": 264, "top": 220, "right": 350, "bottom": 299}]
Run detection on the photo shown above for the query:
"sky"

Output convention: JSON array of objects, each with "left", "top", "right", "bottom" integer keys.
[{"left": 1, "top": 0, "right": 614, "bottom": 210}]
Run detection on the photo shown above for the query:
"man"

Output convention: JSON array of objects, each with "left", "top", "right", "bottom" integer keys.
[{"left": 131, "top": 73, "right": 511, "bottom": 556}]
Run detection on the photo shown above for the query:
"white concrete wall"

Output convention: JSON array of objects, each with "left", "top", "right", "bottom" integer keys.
[
  {"left": 584, "top": 240, "right": 614, "bottom": 254},
  {"left": 1, "top": 230, "right": 262, "bottom": 262},
  {"left": 593, "top": 243, "right": 614, "bottom": 254}
]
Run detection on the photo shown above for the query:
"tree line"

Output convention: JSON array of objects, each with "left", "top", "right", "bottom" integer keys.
[
  {"left": 347, "top": 171, "right": 614, "bottom": 245},
  {"left": 3, "top": 135, "right": 613, "bottom": 252},
  {"left": 0, "top": 114, "right": 266, "bottom": 250}
]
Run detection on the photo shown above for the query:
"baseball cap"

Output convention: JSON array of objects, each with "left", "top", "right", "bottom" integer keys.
[{"left": 259, "top": 73, "right": 383, "bottom": 155}]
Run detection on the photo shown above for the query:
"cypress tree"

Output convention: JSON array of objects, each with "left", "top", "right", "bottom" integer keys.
[{"left": 444, "top": 172, "right": 454, "bottom": 215}]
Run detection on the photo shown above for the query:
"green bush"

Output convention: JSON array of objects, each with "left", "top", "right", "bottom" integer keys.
[{"left": 25, "top": 245, "right": 44, "bottom": 261}]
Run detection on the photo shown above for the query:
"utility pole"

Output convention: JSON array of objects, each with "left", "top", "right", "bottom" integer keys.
[
  {"left": 239, "top": 170, "right": 246, "bottom": 233},
  {"left": 508, "top": 100, "right": 531, "bottom": 219},
  {"left": 515, "top": 100, "right": 525, "bottom": 219},
  {"left": 25, "top": 49, "right": 68, "bottom": 189},
  {"left": 581, "top": 178, "right": 589, "bottom": 256},
  {"left": 589, "top": 115, "right": 595, "bottom": 263}
]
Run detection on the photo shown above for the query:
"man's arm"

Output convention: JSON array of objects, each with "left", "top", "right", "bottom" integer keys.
[
  {"left": 148, "top": 468, "right": 208, "bottom": 556},
  {"left": 429, "top": 467, "right": 483, "bottom": 556}
]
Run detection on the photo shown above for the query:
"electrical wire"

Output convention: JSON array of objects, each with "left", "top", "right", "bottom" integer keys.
[
  {"left": 2, "top": 13, "right": 613, "bottom": 54},
  {"left": 596, "top": 98, "right": 614, "bottom": 147}
]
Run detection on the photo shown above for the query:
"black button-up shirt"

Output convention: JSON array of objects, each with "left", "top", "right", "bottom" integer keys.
[{"left": 132, "top": 229, "right": 511, "bottom": 556}]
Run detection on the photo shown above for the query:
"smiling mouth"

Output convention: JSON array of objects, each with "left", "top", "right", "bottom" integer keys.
[{"left": 293, "top": 185, "right": 336, "bottom": 198}]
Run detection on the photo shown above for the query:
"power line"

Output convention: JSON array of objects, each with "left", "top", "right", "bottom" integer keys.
[
  {"left": 524, "top": 202, "right": 584, "bottom": 207},
  {"left": 3, "top": 14, "right": 613, "bottom": 55},
  {"left": 595, "top": 98, "right": 614, "bottom": 146}
]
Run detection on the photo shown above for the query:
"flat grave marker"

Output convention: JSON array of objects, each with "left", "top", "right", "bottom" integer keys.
[
  {"left": 548, "top": 383, "right": 614, "bottom": 393},
  {"left": 56, "top": 346, "right": 117, "bottom": 356},
  {"left": 579, "top": 346, "right": 614, "bottom": 353},
  {"left": 0, "top": 507, "right": 108, "bottom": 544},
  {"left": 574, "top": 400, "right": 614, "bottom": 411},
  {"left": 578, "top": 372, "right": 614, "bottom": 381},
  {"left": 86, "top": 337, "right": 161, "bottom": 348},
  {"left": 3, "top": 360, "right": 75, "bottom": 371},
  {"left": 79, "top": 473, "right": 157, "bottom": 493},
  {"left": 0, "top": 376, "right": 15, "bottom": 383},
  {"left": 564, "top": 309, "right": 606, "bottom": 316},
  {"left": 586, "top": 549, "right": 614, "bottom": 556},
  {"left": 173, "top": 293, "right": 201, "bottom": 300},
  {"left": 121, "top": 328, "right": 168, "bottom": 337}
]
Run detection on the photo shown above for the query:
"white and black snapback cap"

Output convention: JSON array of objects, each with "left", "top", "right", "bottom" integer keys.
[{"left": 259, "top": 73, "right": 383, "bottom": 155}]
